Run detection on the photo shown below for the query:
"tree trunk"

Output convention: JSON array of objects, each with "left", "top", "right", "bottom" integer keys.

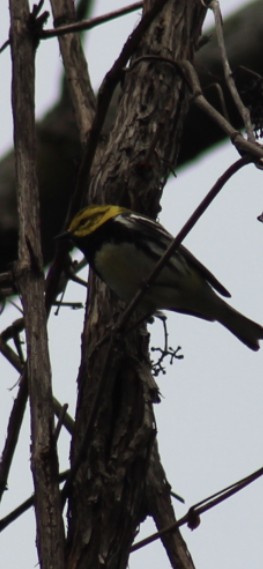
[{"left": 66, "top": 2, "right": 206, "bottom": 568}]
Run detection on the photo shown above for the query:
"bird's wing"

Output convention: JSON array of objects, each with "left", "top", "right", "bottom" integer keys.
[
  {"left": 123, "top": 213, "right": 231, "bottom": 298},
  {"left": 179, "top": 245, "right": 231, "bottom": 298}
]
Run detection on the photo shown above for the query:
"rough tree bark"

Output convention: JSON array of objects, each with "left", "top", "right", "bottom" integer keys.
[
  {"left": 7, "top": 0, "right": 261, "bottom": 568},
  {"left": 65, "top": 2, "right": 206, "bottom": 569},
  {"left": 0, "top": 1, "right": 261, "bottom": 273}
]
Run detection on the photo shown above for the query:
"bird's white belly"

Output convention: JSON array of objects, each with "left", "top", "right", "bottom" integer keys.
[
  {"left": 94, "top": 241, "right": 208, "bottom": 314},
  {"left": 95, "top": 242, "right": 152, "bottom": 301}
]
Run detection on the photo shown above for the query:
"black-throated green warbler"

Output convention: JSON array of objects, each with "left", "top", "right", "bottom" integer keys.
[{"left": 64, "top": 204, "right": 263, "bottom": 351}]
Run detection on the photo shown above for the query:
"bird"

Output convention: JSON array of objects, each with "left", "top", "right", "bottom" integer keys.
[{"left": 62, "top": 204, "right": 263, "bottom": 351}]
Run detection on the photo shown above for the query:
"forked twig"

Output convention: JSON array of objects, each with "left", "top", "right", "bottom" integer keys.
[
  {"left": 131, "top": 55, "right": 263, "bottom": 159},
  {"left": 208, "top": 0, "right": 255, "bottom": 141}
]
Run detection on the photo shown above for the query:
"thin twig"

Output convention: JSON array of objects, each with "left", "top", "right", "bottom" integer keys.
[
  {"left": 0, "top": 375, "right": 73, "bottom": 507},
  {"left": 1, "top": 318, "right": 25, "bottom": 342},
  {"left": 41, "top": 2, "right": 143, "bottom": 39},
  {"left": 12, "top": 331, "right": 25, "bottom": 363},
  {"left": 0, "top": 3, "right": 143, "bottom": 68},
  {"left": 52, "top": 301, "right": 83, "bottom": 309},
  {"left": 209, "top": 0, "right": 255, "bottom": 141},
  {"left": 0, "top": 38, "right": 10, "bottom": 52},
  {"left": 0, "top": 374, "right": 28, "bottom": 501},
  {"left": 0, "top": 494, "right": 34, "bottom": 532},
  {"left": 146, "top": 442, "right": 193, "bottom": 569},
  {"left": 0, "top": 336, "right": 23, "bottom": 372},
  {"left": 53, "top": 398, "right": 74, "bottom": 434},
  {"left": 115, "top": 157, "right": 250, "bottom": 331},
  {"left": 49, "top": 0, "right": 96, "bottom": 145},
  {"left": 131, "top": 464, "right": 263, "bottom": 552},
  {"left": 170, "top": 490, "right": 185, "bottom": 504},
  {"left": 196, "top": 93, "right": 263, "bottom": 160},
  {"left": 0, "top": 470, "right": 68, "bottom": 532},
  {"left": 54, "top": 404, "right": 69, "bottom": 441},
  {"left": 2, "top": 462, "right": 261, "bottom": 537}
]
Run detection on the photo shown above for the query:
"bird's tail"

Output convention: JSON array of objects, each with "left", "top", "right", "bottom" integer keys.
[{"left": 216, "top": 299, "right": 263, "bottom": 351}]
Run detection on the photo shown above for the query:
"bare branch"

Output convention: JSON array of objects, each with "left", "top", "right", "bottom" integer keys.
[
  {"left": 41, "top": 2, "right": 143, "bottom": 39},
  {"left": 0, "top": 494, "right": 35, "bottom": 532},
  {"left": 195, "top": 93, "right": 263, "bottom": 159},
  {"left": 0, "top": 375, "right": 27, "bottom": 502},
  {"left": 132, "top": 464, "right": 263, "bottom": 552},
  {"left": 49, "top": 0, "right": 96, "bottom": 145},
  {"left": 0, "top": 38, "right": 10, "bottom": 52},
  {"left": 0, "top": 470, "right": 68, "bottom": 533},
  {"left": 146, "top": 443, "right": 196, "bottom": 569},
  {"left": 208, "top": 0, "right": 255, "bottom": 141},
  {"left": 9, "top": 0, "right": 65, "bottom": 567},
  {"left": 0, "top": 381, "right": 73, "bottom": 508},
  {"left": 53, "top": 398, "right": 75, "bottom": 435},
  {"left": 0, "top": 335, "right": 23, "bottom": 372}
]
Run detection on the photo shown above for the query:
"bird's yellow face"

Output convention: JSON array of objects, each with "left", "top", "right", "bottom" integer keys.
[{"left": 67, "top": 205, "right": 128, "bottom": 238}]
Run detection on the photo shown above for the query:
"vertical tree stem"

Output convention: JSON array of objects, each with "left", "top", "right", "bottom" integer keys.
[{"left": 9, "top": 1, "right": 65, "bottom": 568}]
